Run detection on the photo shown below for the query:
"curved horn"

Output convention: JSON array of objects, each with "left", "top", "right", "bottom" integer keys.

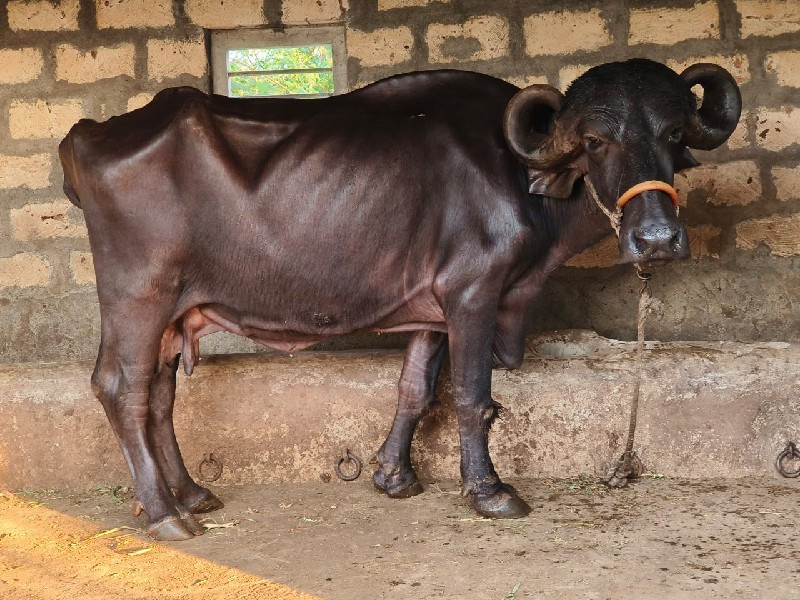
[
  {"left": 680, "top": 63, "right": 742, "bottom": 150},
  {"left": 503, "top": 84, "right": 564, "bottom": 165}
]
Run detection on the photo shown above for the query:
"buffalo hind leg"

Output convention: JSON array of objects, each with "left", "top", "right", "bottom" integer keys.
[
  {"left": 447, "top": 304, "right": 531, "bottom": 519},
  {"left": 93, "top": 313, "right": 203, "bottom": 541},
  {"left": 374, "top": 331, "right": 447, "bottom": 498},
  {"left": 148, "top": 354, "right": 224, "bottom": 514}
]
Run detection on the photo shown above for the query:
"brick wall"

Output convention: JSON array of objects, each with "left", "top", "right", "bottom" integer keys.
[{"left": 0, "top": 0, "right": 798, "bottom": 362}]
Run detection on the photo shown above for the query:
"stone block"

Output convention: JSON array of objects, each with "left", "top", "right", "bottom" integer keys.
[
  {"left": 427, "top": 16, "right": 509, "bottom": 64},
  {"left": 0, "top": 154, "right": 51, "bottom": 189},
  {"left": 737, "top": 0, "right": 800, "bottom": 38},
  {"left": 127, "top": 93, "right": 155, "bottom": 112},
  {"left": 55, "top": 44, "right": 136, "bottom": 84},
  {"left": 566, "top": 235, "right": 618, "bottom": 269},
  {"left": 772, "top": 166, "right": 800, "bottom": 202},
  {"left": 8, "top": 100, "right": 84, "bottom": 140},
  {"left": 347, "top": 26, "right": 414, "bottom": 67},
  {"left": 0, "top": 48, "right": 44, "bottom": 84},
  {"left": 629, "top": 1, "right": 719, "bottom": 45},
  {"left": 96, "top": 0, "right": 174, "bottom": 29},
  {"left": 69, "top": 252, "right": 96, "bottom": 285},
  {"left": 675, "top": 161, "right": 761, "bottom": 207},
  {"left": 147, "top": 38, "right": 207, "bottom": 81},
  {"left": 282, "top": 0, "right": 347, "bottom": 24},
  {"left": 7, "top": 0, "right": 79, "bottom": 31},
  {"left": 755, "top": 107, "right": 800, "bottom": 151},
  {"left": 184, "top": 0, "right": 265, "bottom": 29},
  {"left": 523, "top": 9, "right": 611, "bottom": 56},
  {"left": 0, "top": 253, "right": 52, "bottom": 288},
  {"left": 736, "top": 213, "right": 800, "bottom": 256},
  {"left": 765, "top": 51, "right": 800, "bottom": 88},
  {"left": 10, "top": 201, "right": 87, "bottom": 241},
  {"left": 725, "top": 111, "right": 751, "bottom": 150},
  {"left": 687, "top": 224, "right": 722, "bottom": 259}
]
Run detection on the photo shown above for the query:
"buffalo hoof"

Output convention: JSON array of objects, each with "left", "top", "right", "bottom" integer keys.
[
  {"left": 180, "top": 510, "right": 206, "bottom": 536},
  {"left": 147, "top": 515, "right": 200, "bottom": 541},
  {"left": 185, "top": 488, "right": 225, "bottom": 514},
  {"left": 472, "top": 484, "right": 532, "bottom": 519},
  {"left": 373, "top": 468, "right": 424, "bottom": 498}
]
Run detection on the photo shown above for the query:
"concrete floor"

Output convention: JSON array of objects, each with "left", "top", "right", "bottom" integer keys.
[{"left": 2, "top": 475, "right": 799, "bottom": 599}]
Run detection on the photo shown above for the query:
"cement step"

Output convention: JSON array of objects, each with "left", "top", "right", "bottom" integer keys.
[{"left": 1, "top": 330, "right": 798, "bottom": 491}]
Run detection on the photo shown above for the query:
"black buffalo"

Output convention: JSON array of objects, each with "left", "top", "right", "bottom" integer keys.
[{"left": 59, "top": 59, "right": 741, "bottom": 540}]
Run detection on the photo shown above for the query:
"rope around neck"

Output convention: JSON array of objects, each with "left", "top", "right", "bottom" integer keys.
[
  {"left": 585, "top": 177, "right": 622, "bottom": 237},
  {"left": 584, "top": 175, "right": 661, "bottom": 488}
]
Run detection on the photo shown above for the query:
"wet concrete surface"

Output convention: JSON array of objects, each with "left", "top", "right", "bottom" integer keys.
[{"left": 7, "top": 475, "right": 800, "bottom": 599}]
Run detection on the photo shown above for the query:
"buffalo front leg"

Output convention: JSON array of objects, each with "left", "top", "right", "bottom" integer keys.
[
  {"left": 93, "top": 317, "right": 204, "bottom": 541},
  {"left": 147, "top": 355, "right": 224, "bottom": 514},
  {"left": 374, "top": 331, "right": 447, "bottom": 498},
  {"left": 447, "top": 307, "right": 531, "bottom": 519}
]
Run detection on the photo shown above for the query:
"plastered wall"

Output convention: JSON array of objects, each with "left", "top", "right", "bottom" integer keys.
[{"left": 0, "top": 0, "right": 799, "bottom": 362}]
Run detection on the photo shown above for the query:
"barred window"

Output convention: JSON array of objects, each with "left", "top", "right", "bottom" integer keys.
[
  {"left": 211, "top": 26, "right": 346, "bottom": 98},
  {"left": 226, "top": 45, "right": 334, "bottom": 98}
]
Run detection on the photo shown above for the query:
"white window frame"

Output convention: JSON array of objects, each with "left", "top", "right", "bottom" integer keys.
[{"left": 210, "top": 26, "right": 347, "bottom": 98}]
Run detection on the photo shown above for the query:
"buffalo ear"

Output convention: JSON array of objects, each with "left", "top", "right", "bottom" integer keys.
[
  {"left": 675, "top": 147, "right": 700, "bottom": 172},
  {"left": 527, "top": 166, "right": 583, "bottom": 198}
]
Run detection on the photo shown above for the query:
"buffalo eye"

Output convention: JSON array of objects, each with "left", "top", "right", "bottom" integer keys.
[
  {"left": 583, "top": 134, "right": 604, "bottom": 152},
  {"left": 668, "top": 127, "right": 683, "bottom": 144}
]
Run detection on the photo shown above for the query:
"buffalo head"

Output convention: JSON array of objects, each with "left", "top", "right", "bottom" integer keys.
[{"left": 503, "top": 58, "right": 742, "bottom": 265}]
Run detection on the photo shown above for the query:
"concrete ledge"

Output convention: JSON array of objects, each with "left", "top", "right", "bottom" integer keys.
[{"left": 1, "top": 331, "right": 799, "bottom": 490}]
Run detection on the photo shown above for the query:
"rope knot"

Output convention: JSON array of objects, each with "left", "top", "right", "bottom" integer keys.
[{"left": 604, "top": 450, "right": 644, "bottom": 489}]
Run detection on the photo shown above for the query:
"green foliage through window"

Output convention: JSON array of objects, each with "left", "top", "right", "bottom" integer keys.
[{"left": 227, "top": 45, "right": 334, "bottom": 98}]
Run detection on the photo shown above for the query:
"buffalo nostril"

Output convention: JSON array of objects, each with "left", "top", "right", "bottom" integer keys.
[
  {"left": 632, "top": 229, "right": 649, "bottom": 254},
  {"left": 621, "top": 224, "right": 689, "bottom": 264},
  {"left": 631, "top": 226, "right": 680, "bottom": 255},
  {"left": 670, "top": 231, "right": 682, "bottom": 252}
]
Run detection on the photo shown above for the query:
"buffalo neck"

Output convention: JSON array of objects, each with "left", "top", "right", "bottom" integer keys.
[{"left": 528, "top": 181, "right": 615, "bottom": 277}]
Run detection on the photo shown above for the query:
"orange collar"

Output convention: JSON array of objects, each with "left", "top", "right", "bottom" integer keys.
[{"left": 616, "top": 180, "right": 680, "bottom": 209}]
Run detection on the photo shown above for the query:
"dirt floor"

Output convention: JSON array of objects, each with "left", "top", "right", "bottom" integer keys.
[{"left": 1, "top": 476, "right": 799, "bottom": 599}]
